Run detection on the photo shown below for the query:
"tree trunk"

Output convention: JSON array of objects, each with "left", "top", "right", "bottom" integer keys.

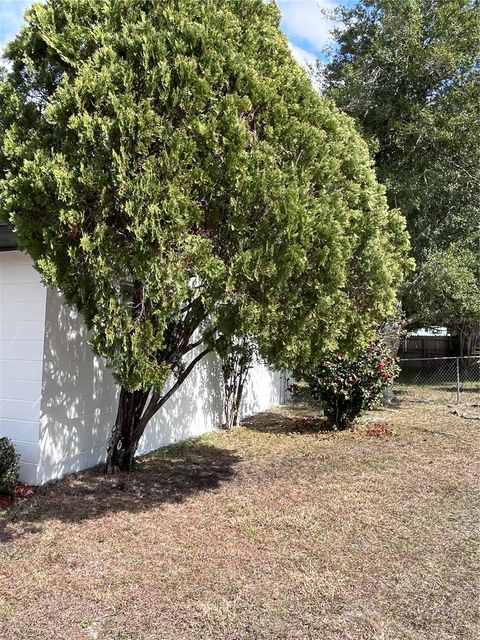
[
  {"left": 106, "top": 388, "right": 150, "bottom": 474},
  {"left": 105, "top": 347, "right": 211, "bottom": 475},
  {"left": 459, "top": 329, "right": 466, "bottom": 357},
  {"left": 379, "top": 300, "right": 405, "bottom": 356},
  {"left": 222, "top": 345, "right": 252, "bottom": 431},
  {"left": 224, "top": 378, "right": 245, "bottom": 430},
  {"left": 233, "top": 380, "right": 245, "bottom": 427}
]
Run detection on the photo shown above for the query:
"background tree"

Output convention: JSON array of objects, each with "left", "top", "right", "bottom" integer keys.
[
  {"left": 0, "top": 0, "right": 409, "bottom": 473},
  {"left": 324, "top": 0, "right": 479, "bottom": 254},
  {"left": 404, "top": 243, "right": 480, "bottom": 355},
  {"left": 322, "top": 0, "right": 479, "bottom": 336}
]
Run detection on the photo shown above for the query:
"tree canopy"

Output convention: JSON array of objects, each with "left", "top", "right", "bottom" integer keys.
[
  {"left": 323, "top": 0, "right": 479, "bottom": 259},
  {"left": 0, "top": 0, "right": 409, "bottom": 470},
  {"left": 322, "top": 0, "right": 479, "bottom": 344}
]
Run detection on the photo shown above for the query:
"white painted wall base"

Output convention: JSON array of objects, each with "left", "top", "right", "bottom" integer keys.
[{"left": 1, "top": 252, "right": 288, "bottom": 485}]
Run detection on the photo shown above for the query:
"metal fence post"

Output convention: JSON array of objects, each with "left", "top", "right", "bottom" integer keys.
[{"left": 456, "top": 357, "right": 460, "bottom": 403}]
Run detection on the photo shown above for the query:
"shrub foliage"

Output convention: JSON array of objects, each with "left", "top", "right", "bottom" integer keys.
[
  {"left": 0, "top": 437, "right": 20, "bottom": 497},
  {"left": 304, "top": 342, "right": 400, "bottom": 429}
]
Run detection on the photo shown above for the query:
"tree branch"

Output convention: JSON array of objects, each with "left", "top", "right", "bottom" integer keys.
[
  {"left": 183, "top": 338, "right": 205, "bottom": 354},
  {"left": 138, "top": 348, "right": 211, "bottom": 430}
]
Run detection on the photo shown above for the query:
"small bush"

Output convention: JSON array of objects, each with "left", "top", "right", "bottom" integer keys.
[
  {"left": 0, "top": 437, "right": 20, "bottom": 497},
  {"left": 303, "top": 341, "right": 400, "bottom": 429}
]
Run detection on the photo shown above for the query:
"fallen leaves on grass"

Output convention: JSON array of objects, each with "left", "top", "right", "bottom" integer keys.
[
  {"left": 0, "top": 484, "right": 36, "bottom": 511},
  {"left": 364, "top": 421, "right": 393, "bottom": 438}
]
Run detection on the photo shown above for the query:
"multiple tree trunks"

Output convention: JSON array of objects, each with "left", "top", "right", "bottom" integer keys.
[
  {"left": 106, "top": 388, "right": 150, "bottom": 474},
  {"left": 458, "top": 328, "right": 480, "bottom": 358},
  {"left": 107, "top": 339, "right": 256, "bottom": 472},
  {"left": 221, "top": 342, "right": 253, "bottom": 431},
  {"left": 106, "top": 347, "right": 210, "bottom": 474},
  {"left": 223, "top": 379, "right": 246, "bottom": 431}
]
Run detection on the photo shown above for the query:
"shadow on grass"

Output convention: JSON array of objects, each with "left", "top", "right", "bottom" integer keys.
[
  {"left": 430, "top": 385, "right": 479, "bottom": 394},
  {"left": 242, "top": 404, "right": 332, "bottom": 435},
  {"left": 0, "top": 440, "right": 241, "bottom": 543},
  {"left": 394, "top": 383, "right": 479, "bottom": 406}
]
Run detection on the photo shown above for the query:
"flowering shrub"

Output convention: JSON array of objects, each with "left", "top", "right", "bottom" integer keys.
[
  {"left": 303, "top": 342, "right": 400, "bottom": 429},
  {"left": 0, "top": 437, "right": 19, "bottom": 497}
]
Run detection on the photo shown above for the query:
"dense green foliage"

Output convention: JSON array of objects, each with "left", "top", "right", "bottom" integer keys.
[
  {"left": 0, "top": 0, "right": 409, "bottom": 469},
  {"left": 324, "top": 0, "right": 479, "bottom": 260},
  {"left": 325, "top": 0, "right": 480, "bottom": 259},
  {"left": 303, "top": 341, "right": 400, "bottom": 428},
  {"left": 0, "top": 437, "right": 20, "bottom": 497},
  {"left": 404, "top": 243, "right": 480, "bottom": 354}
]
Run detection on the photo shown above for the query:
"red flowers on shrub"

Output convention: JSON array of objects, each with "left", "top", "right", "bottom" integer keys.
[{"left": 303, "top": 340, "right": 400, "bottom": 429}]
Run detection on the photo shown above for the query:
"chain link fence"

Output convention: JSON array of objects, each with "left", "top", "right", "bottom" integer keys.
[{"left": 396, "top": 356, "right": 480, "bottom": 404}]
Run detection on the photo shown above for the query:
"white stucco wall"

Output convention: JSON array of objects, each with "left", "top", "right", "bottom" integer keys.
[
  {"left": 37, "top": 289, "right": 288, "bottom": 484},
  {"left": 0, "top": 255, "right": 287, "bottom": 485},
  {"left": 0, "top": 252, "right": 47, "bottom": 485}
]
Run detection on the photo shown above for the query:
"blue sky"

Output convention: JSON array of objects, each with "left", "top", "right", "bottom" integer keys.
[
  {"left": 278, "top": 0, "right": 349, "bottom": 67},
  {"left": 0, "top": 0, "right": 34, "bottom": 52},
  {"left": 1, "top": 0, "right": 354, "bottom": 66}
]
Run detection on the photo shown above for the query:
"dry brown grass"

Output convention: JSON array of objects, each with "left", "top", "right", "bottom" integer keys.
[{"left": 1, "top": 390, "right": 479, "bottom": 640}]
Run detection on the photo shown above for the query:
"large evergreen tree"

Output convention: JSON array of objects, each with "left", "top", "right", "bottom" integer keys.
[{"left": 0, "top": 0, "right": 409, "bottom": 472}]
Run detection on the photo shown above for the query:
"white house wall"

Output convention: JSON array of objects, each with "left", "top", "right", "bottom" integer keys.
[
  {"left": 0, "top": 252, "right": 47, "bottom": 485},
  {"left": 38, "top": 289, "right": 288, "bottom": 485},
  {"left": 37, "top": 289, "right": 119, "bottom": 484}
]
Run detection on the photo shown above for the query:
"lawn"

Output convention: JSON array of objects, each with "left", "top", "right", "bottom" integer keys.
[{"left": 1, "top": 390, "right": 478, "bottom": 640}]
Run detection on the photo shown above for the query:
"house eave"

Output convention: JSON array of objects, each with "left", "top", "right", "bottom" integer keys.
[{"left": 0, "top": 223, "right": 18, "bottom": 251}]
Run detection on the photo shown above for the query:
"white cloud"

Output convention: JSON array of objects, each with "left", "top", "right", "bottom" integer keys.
[
  {"left": 0, "top": 0, "right": 34, "bottom": 57},
  {"left": 288, "top": 42, "right": 317, "bottom": 70},
  {"left": 278, "top": 0, "right": 337, "bottom": 53}
]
